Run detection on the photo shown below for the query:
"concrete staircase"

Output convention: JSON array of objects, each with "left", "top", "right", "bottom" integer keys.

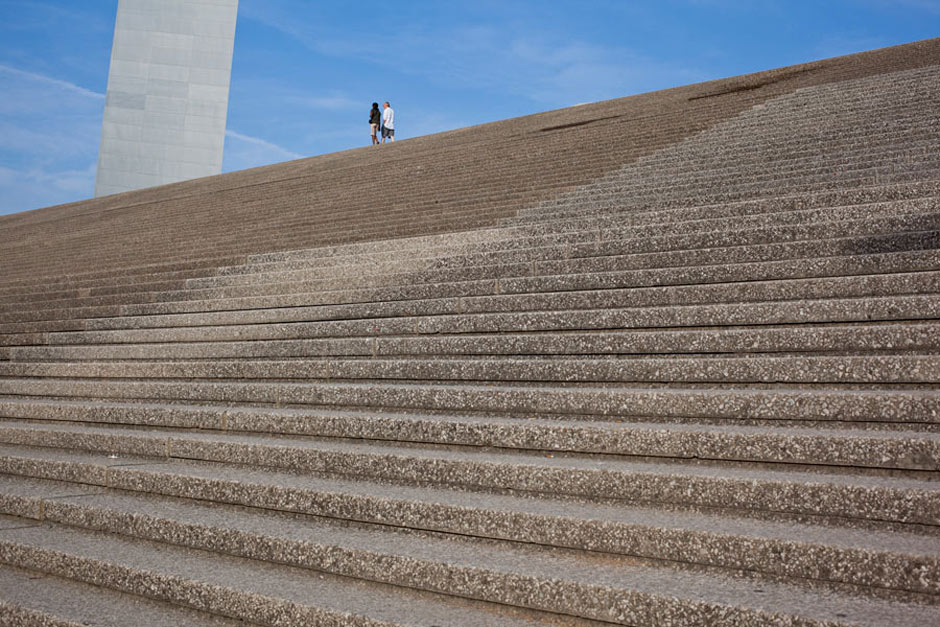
[{"left": 0, "top": 39, "right": 938, "bottom": 625}]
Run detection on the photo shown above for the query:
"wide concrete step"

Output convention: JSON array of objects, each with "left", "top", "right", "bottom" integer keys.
[
  {"left": 5, "top": 177, "right": 932, "bottom": 304},
  {"left": 129, "top": 212, "right": 940, "bottom": 297},
  {"left": 5, "top": 292, "right": 936, "bottom": 353},
  {"left": 632, "top": 87, "right": 936, "bottom": 135},
  {"left": 503, "top": 194, "right": 938, "bottom": 245},
  {"left": 0, "top": 441, "right": 935, "bottom": 582},
  {"left": 545, "top": 136, "right": 939, "bottom": 191},
  {"left": 7, "top": 322, "right": 938, "bottom": 362},
  {"left": 559, "top": 167, "right": 940, "bottom": 216},
  {"left": 171, "top": 238, "right": 940, "bottom": 310},
  {"left": 0, "top": 195, "right": 528, "bottom": 281},
  {"left": 108, "top": 232, "right": 940, "bottom": 321},
  {"left": 3, "top": 236, "right": 933, "bottom": 329},
  {"left": 648, "top": 75, "right": 935, "bottom": 122},
  {"left": 0, "top": 474, "right": 936, "bottom": 620},
  {"left": 250, "top": 181, "right": 940, "bottom": 266},
  {"left": 488, "top": 189, "right": 938, "bottom": 244},
  {"left": 515, "top": 179, "right": 940, "bottom": 224},
  {"left": 189, "top": 198, "right": 938, "bottom": 286},
  {"left": 536, "top": 171, "right": 940, "bottom": 227},
  {"left": 4, "top": 215, "right": 936, "bottom": 322},
  {"left": 557, "top": 96, "right": 938, "bottom": 179},
  {"left": 1, "top": 378, "right": 936, "bottom": 424},
  {"left": 0, "top": 277, "right": 190, "bottom": 306},
  {"left": 0, "top": 254, "right": 248, "bottom": 292},
  {"left": 3, "top": 247, "right": 934, "bottom": 337},
  {"left": 0, "top": 398, "right": 935, "bottom": 469},
  {"left": 6, "top": 512, "right": 935, "bottom": 627},
  {"left": 119, "top": 168, "right": 940, "bottom": 276},
  {"left": 0, "top": 265, "right": 231, "bottom": 299},
  {"left": 0, "top": 517, "right": 578, "bottom": 626},
  {"left": 9, "top": 278, "right": 937, "bottom": 348},
  {"left": 0, "top": 420, "right": 935, "bottom": 524},
  {"left": 531, "top": 140, "right": 938, "bottom": 204},
  {"left": 1, "top": 354, "right": 938, "bottom": 385},
  {"left": 566, "top": 128, "right": 937, "bottom": 182},
  {"left": 5, "top": 152, "right": 932, "bottom": 288},
  {"left": 622, "top": 115, "right": 935, "bottom": 166},
  {"left": 0, "top": 560, "right": 251, "bottom": 627},
  {"left": 4, "top": 226, "right": 937, "bottom": 331},
  {"left": 7, "top": 196, "right": 937, "bottom": 309}
]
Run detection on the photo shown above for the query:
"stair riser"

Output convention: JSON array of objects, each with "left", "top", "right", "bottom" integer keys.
[
  {"left": 0, "top": 542, "right": 405, "bottom": 627},
  {"left": 0, "top": 401, "right": 936, "bottom": 470},
  {"left": 174, "top": 212, "right": 940, "bottom": 294},
  {"left": 27, "top": 497, "right": 940, "bottom": 605},
  {"left": 519, "top": 179, "right": 940, "bottom": 223},
  {"left": 4, "top": 209, "right": 938, "bottom": 314},
  {"left": 1, "top": 355, "right": 939, "bottom": 385},
  {"left": 0, "top": 432, "right": 932, "bottom": 525},
  {"left": 5, "top": 236, "right": 938, "bottom": 332},
  {"left": 2, "top": 378, "right": 937, "bottom": 423},
  {"left": 200, "top": 198, "right": 939, "bottom": 281},
  {"left": 9, "top": 323, "right": 940, "bottom": 362},
  {"left": 14, "top": 293, "right": 938, "bottom": 347},
  {"left": 0, "top": 455, "right": 935, "bottom": 600}
]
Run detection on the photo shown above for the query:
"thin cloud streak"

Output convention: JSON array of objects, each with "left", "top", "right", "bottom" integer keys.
[
  {"left": 0, "top": 162, "right": 96, "bottom": 215},
  {"left": 0, "top": 62, "right": 105, "bottom": 99},
  {"left": 240, "top": 5, "right": 699, "bottom": 108},
  {"left": 225, "top": 129, "right": 304, "bottom": 160}
]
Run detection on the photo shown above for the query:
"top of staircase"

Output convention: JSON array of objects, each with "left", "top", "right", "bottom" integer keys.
[{"left": 1, "top": 37, "right": 938, "bottom": 282}]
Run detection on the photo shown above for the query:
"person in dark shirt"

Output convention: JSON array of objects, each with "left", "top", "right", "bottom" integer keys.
[{"left": 369, "top": 103, "right": 381, "bottom": 145}]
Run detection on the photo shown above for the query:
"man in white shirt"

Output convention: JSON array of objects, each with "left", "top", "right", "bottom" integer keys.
[{"left": 381, "top": 102, "right": 395, "bottom": 143}]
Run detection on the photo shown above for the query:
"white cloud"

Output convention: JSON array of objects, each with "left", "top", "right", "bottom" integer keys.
[
  {"left": 501, "top": 38, "right": 704, "bottom": 105},
  {"left": 225, "top": 130, "right": 303, "bottom": 160},
  {"left": 0, "top": 62, "right": 104, "bottom": 100},
  {"left": 0, "top": 162, "right": 96, "bottom": 215},
  {"left": 0, "top": 61, "right": 103, "bottom": 214},
  {"left": 0, "top": 1, "right": 112, "bottom": 33},
  {"left": 239, "top": 4, "right": 701, "bottom": 108},
  {"left": 222, "top": 129, "right": 305, "bottom": 173},
  {"left": 0, "top": 120, "right": 99, "bottom": 157}
]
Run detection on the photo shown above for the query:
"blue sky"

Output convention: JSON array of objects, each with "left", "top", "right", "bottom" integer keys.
[{"left": 0, "top": 0, "right": 937, "bottom": 216}]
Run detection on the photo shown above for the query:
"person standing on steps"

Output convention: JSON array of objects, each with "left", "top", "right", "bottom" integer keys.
[
  {"left": 381, "top": 101, "right": 395, "bottom": 143},
  {"left": 369, "top": 102, "right": 381, "bottom": 145}
]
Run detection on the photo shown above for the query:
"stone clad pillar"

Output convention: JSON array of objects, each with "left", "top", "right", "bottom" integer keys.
[{"left": 94, "top": 0, "right": 239, "bottom": 197}]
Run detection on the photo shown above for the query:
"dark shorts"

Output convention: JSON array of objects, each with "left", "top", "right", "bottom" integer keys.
[{"left": 382, "top": 127, "right": 394, "bottom": 138}]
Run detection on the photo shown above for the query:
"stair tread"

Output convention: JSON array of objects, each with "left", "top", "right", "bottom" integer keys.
[
  {"left": 1, "top": 420, "right": 936, "bottom": 493},
  {"left": 0, "top": 562, "right": 251, "bottom": 627},
  {"left": 0, "top": 520, "right": 573, "bottom": 626}
]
